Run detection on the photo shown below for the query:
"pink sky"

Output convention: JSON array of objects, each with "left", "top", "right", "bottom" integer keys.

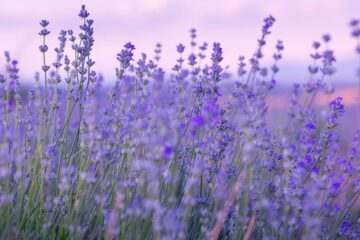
[{"left": 0, "top": 0, "right": 359, "bottom": 84}]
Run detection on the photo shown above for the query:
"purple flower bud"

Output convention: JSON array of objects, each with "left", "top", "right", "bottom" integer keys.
[
  {"left": 72, "top": 60, "right": 80, "bottom": 68},
  {"left": 192, "top": 115, "right": 205, "bottom": 128},
  {"left": 188, "top": 54, "right": 197, "bottom": 66},
  {"left": 40, "top": 19, "right": 49, "bottom": 28},
  {"left": 322, "top": 34, "right": 331, "bottom": 43},
  {"left": 199, "top": 42, "right": 208, "bottom": 51},
  {"left": 78, "top": 66, "right": 87, "bottom": 75},
  {"left": 271, "top": 65, "right": 279, "bottom": 74},
  {"left": 0, "top": 74, "right": 6, "bottom": 83},
  {"left": 352, "top": 29, "right": 360, "bottom": 38},
  {"left": 308, "top": 65, "right": 318, "bottom": 74},
  {"left": 64, "top": 55, "right": 70, "bottom": 66},
  {"left": 327, "top": 97, "right": 344, "bottom": 129},
  {"left": 86, "top": 59, "right": 95, "bottom": 67},
  {"left": 276, "top": 40, "right": 284, "bottom": 51},
  {"left": 58, "top": 35, "right": 66, "bottom": 43},
  {"left": 39, "top": 45, "right": 48, "bottom": 53},
  {"left": 69, "top": 35, "right": 76, "bottom": 42},
  {"left": 350, "top": 18, "right": 359, "bottom": 27},
  {"left": 211, "top": 42, "right": 223, "bottom": 64},
  {"left": 262, "top": 15, "right": 275, "bottom": 35},
  {"left": 124, "top": 42, "right": 135, "bottom": 50},
  {"left": 4, "top": 51, "right": 10, "bottom": 62},
  {"left": 190, "top": 28, "right": 196, "bottom": 36},
  {"left": 340, "top": 221, "right": 350, "bottom": 233},
  {"left": 177, "top": 44, "right": 185, "bottom": 53},
  {"left": 258, "top": 39, "right": 266, "bottom": 46},
  {"left": 39, "top": 29, "right": 50, "bottom": 36},
  {"left": 273, "top": 53, "right": 282, "bottom": 60},
  {"left": 163, "top": 146, "right": 173, "bottom": 156},
  {"left": 117, "top": 43, "right": 135, "bottom": 69},
  {"left": 312, "top": 41, "right": 321, "bottom": 50},
  {"left": 310, "top": 52, "right": 322, "bottom": 60},
  {"left": 79, "top": 5, "right": 90, "bottom": 19},
  {"left": 332, "top": 182, "right": 341, "bottom": 190},
  {"left": 260, "top": 67, "right": 268, "bottom": 77},
  {"left": 42, "top": 65, "right": 50, "bottom": 72}
]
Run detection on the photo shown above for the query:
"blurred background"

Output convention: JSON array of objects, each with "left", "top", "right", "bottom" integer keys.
[{"left": 0, "top": 0, "right": 359, "bottom": 87}]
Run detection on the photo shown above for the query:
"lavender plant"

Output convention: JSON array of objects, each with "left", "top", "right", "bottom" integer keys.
[{"left": 1, "top": 5, "right": 360, "bottom": 240}]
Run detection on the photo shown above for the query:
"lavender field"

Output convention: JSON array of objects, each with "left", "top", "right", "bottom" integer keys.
[{"left": 1, "top": 4, "right": 360, "bottom": 240}]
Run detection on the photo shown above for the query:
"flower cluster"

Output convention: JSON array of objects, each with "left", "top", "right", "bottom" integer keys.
[{"left": 0, "top": 5, "right": 360, "bottom": 240}]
